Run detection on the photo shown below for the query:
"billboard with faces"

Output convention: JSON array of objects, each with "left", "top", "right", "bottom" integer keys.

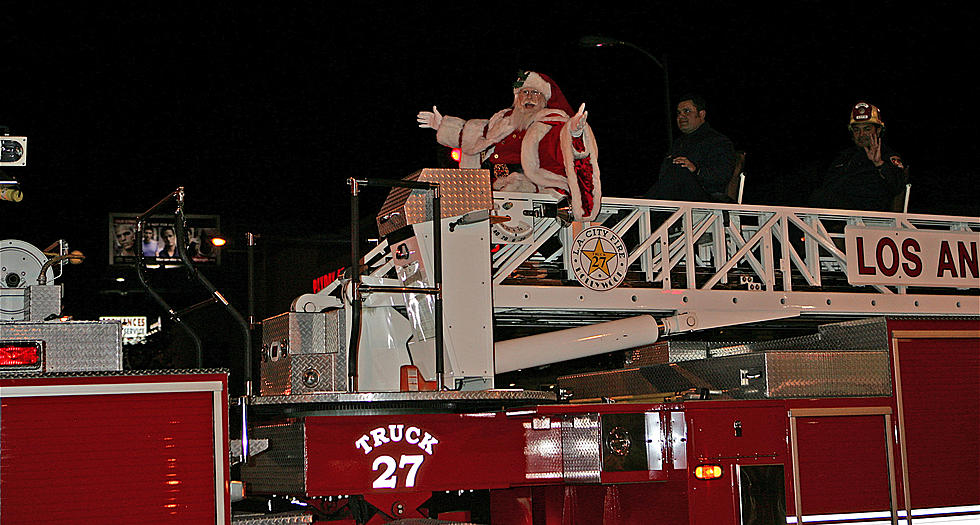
[{"left": 110, "top": 213, "right": 221, "bottom": 267}]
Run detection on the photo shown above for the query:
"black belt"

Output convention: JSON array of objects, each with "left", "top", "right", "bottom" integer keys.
[{"left": 482, "top": 162, "right": 522, "bottom": 179}]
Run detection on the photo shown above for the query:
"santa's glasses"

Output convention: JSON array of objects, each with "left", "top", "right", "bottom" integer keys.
[{"left": 519, "top": 89, "right": 543, "bottom": 97}]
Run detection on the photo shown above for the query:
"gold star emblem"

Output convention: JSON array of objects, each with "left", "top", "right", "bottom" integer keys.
[{"left": 583, "top": 240, "right": 615, "bottom": 277}]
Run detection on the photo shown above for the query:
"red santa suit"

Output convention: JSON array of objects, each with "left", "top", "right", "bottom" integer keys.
[{"left": 432, "top": 71, "right": 601, "bottom": 221}]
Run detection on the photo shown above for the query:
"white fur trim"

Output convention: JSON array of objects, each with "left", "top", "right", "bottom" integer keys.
[
  {"left": 560, "top": 121, "right": 601, "bottom": 221},
  {"left": 435, "top": 109, "right": 518, "bottom": 169},
  {"left": 435, "top": 116, "right": 467, "bottom": 148},
  {"left": 492, "top": 172, "right": 538, "bottom": 193},
  {"left": 481, "top": 109, "right": 518, "bottom": 146},
  {"left": 520, "top": 112, "right": 572, "bottom": 192}
]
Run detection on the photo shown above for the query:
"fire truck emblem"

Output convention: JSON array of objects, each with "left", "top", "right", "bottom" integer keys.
[{"left": 570, "top": 226, "right": 628, "bottom": 290}]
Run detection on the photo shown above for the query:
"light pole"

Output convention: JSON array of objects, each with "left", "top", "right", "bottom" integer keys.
[{"left": 579, "top": 35, "right": 673, "bottom": 151}]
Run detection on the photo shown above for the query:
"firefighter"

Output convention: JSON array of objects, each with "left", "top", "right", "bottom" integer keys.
[{"left": 808, "top": 101, "right": 907, "bottom": 212}]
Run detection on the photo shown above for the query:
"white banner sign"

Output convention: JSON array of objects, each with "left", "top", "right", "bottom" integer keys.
[
  {"left": 100, "top": 315, "right": 147, "bottom": 342},
  {"left": 844, "top": 226, "right": 979, "bottom": 287}
]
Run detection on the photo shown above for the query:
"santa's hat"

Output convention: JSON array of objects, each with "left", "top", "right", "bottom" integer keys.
[{"left": 513, "top": 71, "right": 574, "bottom": 115}]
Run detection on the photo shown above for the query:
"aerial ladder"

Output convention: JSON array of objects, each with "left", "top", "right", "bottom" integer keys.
[{"left": 282, "top": 168, "right": 979, "bottom": 394}]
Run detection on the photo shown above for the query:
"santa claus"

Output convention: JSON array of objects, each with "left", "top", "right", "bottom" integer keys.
[{"left": 416, "top": 71, "right": 601, "bottom": 221}]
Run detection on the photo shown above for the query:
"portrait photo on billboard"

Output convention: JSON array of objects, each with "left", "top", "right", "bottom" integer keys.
[{"left": 110, "top": 213, "right": 221, "bottom": 267}]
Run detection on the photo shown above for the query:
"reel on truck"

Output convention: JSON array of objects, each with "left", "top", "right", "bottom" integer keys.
[
  {"left": 0, "top": 239, "right": 56, "bottom": 321},
  {"left": 0, "top": 238, "right": 83, "bottom": 321}
]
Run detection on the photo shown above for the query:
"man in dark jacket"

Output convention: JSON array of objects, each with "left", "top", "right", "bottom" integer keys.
[
  {"left": 808, "top": 101, "right": 907, "bottom": 212},
  {"left": 645, "top": 94, "right": 736, "bottom": 202}
]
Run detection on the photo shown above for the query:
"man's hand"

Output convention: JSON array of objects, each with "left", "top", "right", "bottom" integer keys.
[
  {"left": 672, "top": 156, "right": 697, "bottom": 173},
  {"left": 417, "top": 106, "right": 443, "bottom": 130},
  {"left": 569, "top": 103, "right": 588, "bottom": 137},
  {"left": 864, "top": 131, "right": 883, "bottom": 166}
]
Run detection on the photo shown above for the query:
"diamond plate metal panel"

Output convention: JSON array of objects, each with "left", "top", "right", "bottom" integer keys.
[
  {"left": 288, "top": 353, "right": 347, "bottom": 393},
  {"left": 251, "top": 389, "right": 556, "bottom": 405},
  {"left": 627, "top": 340, "right": 750, "bottom": 366},
  {"left": 0, "top": 368, "right": 228, "bottom": 380},
  {"left": 260, "top": 311, "right": 347, "bottom": 395},
  {"left": 814, "top": 317, "right": 889, "bottom": 350},
  {"left": 724, "top": 317, "right": 889, "bottom": 354},
  {"left": 559, "top": 318, "right": 895, "bottom": 400},
  {"left": 627, "top": 341, "right": 702, "bottom": 366},
  {"left": 232, "top": 511, "right": 314, "bottom": 524},
  {"left": 259, "top": 313, "right": 291, "bottom": 395},
  {"left": 0, "top": 368, "right": 227, "bottom": 379},
  {"left": 25, "top": 285, "right": 61, "bottom": 321},
  {"left": 376, "top": 169, "right": 492, "bottom": 237},
  {"left": 561, "top": 413, "right": 600, "bottom": 483},
  {"left": 0, "top": 321, "right": 121, "bottom": 372},
  {"left": 523, "top": 416, "right": 563, "bottom": 482},
  {"left": 559, "top": 368, "right": 662, "bottom": 400},
  {"left": 239, "top": 420, "right": 307, "bottom": 494},
  {"left": 764, "top": 351, "right": 891, "bottom": 398},
  {"left": 635, "top": 351, "right": 890, "bottom": 399}
]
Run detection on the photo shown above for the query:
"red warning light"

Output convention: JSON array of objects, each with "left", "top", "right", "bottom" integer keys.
[
  {"left": 0, "top": 342, "right": 42, "bottom": 368},
  {"left": 450, "top": 148, "right": 462, "bottom": 163}
]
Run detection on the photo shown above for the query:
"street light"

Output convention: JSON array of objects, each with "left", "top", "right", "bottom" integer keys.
[{"left": 579, "top": 35, "right": 673, "bottom": 150}]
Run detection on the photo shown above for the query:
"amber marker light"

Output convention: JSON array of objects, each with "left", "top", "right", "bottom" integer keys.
[{"left": 693, "top": 464, "right": 723, "bottom": 480}]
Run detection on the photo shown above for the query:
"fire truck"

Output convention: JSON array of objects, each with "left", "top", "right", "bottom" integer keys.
[{"left": 1, "top": 168, "right": 978, "bottom": 524}]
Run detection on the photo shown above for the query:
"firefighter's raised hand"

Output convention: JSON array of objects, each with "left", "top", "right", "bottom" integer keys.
[
  {"left": 864, "top": 130, "right": 883, "bottom": 167},
  {"left": 417, "top": 106, "right": 443, "bottom": 131},
  {"left": 569, "top": 103, "right": 588, "bottom": 137}
]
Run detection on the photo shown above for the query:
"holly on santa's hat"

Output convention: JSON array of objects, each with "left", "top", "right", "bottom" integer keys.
[{"left": 512, "top": 70, "right": 574, "bottom": 115}]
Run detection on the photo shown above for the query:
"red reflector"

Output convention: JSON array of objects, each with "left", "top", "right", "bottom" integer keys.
[{"left": 0, "top": 343, "right": 42, "bottom": 367}]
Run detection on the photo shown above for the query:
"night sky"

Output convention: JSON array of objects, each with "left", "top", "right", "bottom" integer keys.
[{"left": 3, "top": 4, "right": 977, "bottom": 343}]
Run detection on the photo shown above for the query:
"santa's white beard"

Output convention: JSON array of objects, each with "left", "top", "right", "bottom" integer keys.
[{"left": 512, "top": 103, "right": 542, "bottom": 131}]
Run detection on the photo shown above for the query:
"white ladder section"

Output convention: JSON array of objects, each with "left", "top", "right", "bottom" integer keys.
[
  {"left": 336, "top": 191, "right": 978, "bottom": 386},
  {"left": 488, "top": 193, "right": 979, "bottom": 335}
]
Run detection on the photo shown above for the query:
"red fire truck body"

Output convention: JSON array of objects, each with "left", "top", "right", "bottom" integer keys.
[
  {"left": 240, "top": 318, "right": 979, "bottom": 525},
  {"left": 0, "top": 371, "right": 231, "bottom": 524}
]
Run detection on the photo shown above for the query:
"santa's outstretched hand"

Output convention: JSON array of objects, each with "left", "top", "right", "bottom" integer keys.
[
  {"left": 417, "top": 106, "right": 443, "bottom": 131},
  {"left": 569, "top": 103, "right": 588, "bottom": 138}
]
